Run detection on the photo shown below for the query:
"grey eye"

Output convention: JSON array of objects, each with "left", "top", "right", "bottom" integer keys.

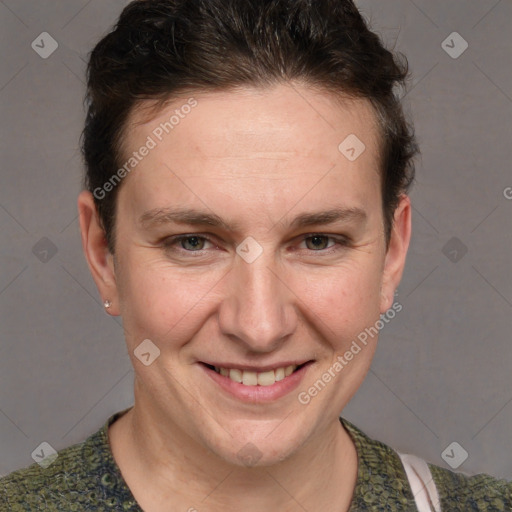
[
  {"left": 304, "top": 236, "right": 331, "bottom": 250},
  {"left": 180, "top": 236, "right": 206, "bottom": 251}
]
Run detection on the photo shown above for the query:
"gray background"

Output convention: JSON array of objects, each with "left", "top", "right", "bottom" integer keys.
[{"left": 0, "top": 0, "right": 511, "bottom": 480}]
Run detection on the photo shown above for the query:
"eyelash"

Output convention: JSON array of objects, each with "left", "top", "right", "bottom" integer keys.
[{"left": 162, "top": 233, "right": 350, "bottom": 256}]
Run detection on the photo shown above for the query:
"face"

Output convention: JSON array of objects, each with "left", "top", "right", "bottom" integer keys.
[{"left": 80, "top": 83, "right": 410, "bottom": 467}]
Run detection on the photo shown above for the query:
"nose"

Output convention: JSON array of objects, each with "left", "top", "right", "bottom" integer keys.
[{"left": 218, "top": 252, "right": 298, "bottom": 353}]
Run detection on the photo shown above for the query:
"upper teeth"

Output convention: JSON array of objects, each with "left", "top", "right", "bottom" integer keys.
[{"left": 214, "top": 365, "right": 298, "bottom": 386}]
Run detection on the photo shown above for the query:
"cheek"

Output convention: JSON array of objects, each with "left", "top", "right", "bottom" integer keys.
[
  {"left": 291, "top": 263, "right": 383, "bottom": 411},
  {"left": 295, "top": 261, "right": 383, "bottom": 344},
  {"left": 116, "top": 253, "right": 227, "bottom": 346}
]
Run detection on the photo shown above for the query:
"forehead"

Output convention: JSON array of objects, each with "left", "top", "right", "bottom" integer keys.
[
  {"left": 124, "top": 83, "right": 379, "bottom": 161},
  {"left": 117, "top": 84, "right": 382, "bottom": 217}
]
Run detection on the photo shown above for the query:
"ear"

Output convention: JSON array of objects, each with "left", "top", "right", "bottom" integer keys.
[
  {"left": 380, "top": 195, "right": 411, "bottom": 313},
  {"left": 77, "top": 190, "right": 120, "bottom": 316}
]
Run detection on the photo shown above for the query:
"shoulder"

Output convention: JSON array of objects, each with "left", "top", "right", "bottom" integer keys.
[
  {"left": 341, "top": 416, "right": 421, "bottom": 510},
  {"left": 0, "top": 408, "right": 139, "bottom": 511},
  {"left": 0, "top": 428, "right": 113, "bottom": 511},
  {"left": 340, "top": 417, "right": 512, "bottom": 511},
  {"left": 1, "top": 435, "right": 102, "bottom": 510},
  {"left": 429, "top": 462, "right": 512, "bottom": 511}
]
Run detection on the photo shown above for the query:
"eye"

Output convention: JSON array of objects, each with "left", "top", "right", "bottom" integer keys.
[
  {"left": 163, "top": 235, "right": 214, "bottom": 252},
  {"left": 304, "top": 235, "right": 333, "bottom": 250},
  {"left": 299, "top": 234, "right": 349, "bottom": 253}
]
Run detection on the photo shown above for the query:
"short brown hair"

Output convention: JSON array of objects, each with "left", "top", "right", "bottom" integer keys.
[{"left": 82, "top": 0, "right": 419, "bottom": 252}]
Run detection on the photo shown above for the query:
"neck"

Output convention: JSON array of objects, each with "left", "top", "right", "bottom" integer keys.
[{"left": 109, "top": 398, "right": 358, "bottom": 512}]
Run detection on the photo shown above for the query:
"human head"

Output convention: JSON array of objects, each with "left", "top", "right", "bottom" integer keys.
[
  {"left": 77, "top": 0, "right": 415, "bottom": 471},
  {"left": 82, "top": 0, "right": 418, "bottom": 253}
]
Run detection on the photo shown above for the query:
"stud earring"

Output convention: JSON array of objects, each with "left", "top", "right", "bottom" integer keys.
[{"left": 103, "top": 299, "right": 112, "bottom": 309}]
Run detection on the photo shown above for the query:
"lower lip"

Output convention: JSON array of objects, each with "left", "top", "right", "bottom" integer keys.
[{"left": 200, "top": 362, "right": 313, "bottom": 402}]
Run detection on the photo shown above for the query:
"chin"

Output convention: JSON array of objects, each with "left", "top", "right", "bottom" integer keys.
[{"left": 205, "top": 424, "right": 306, "bottom": 469}]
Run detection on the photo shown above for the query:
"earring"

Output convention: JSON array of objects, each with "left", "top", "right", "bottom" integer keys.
[{"left": 103, "top": 299, "right": 112, "bottom": 309}]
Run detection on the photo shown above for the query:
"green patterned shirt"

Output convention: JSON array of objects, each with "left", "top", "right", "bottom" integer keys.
[{"left": 1, "top": 408, "right": 511, "bottom": 511}]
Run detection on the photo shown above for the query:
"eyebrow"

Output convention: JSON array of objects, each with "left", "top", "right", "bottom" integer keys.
[{"left": 138, "top": 206, "right": 366, "bottom": 231}]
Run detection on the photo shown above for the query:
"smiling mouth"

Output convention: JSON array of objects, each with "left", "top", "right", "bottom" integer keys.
[{"left": 202, "top": 362, "right": 311, "bottom": 386}]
